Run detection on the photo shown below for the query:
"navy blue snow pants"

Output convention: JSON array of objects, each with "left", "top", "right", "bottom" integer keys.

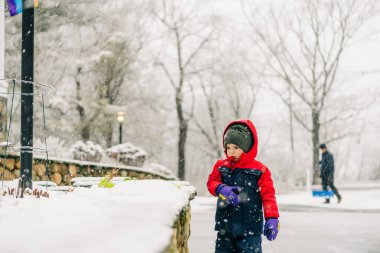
[{"left": 215, "top": 231, "right": 262, "bottom": 253}]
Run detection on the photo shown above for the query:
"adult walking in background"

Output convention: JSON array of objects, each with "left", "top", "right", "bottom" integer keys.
[{"left": 319, "top": 144, "right": 342, "bottom": 204}]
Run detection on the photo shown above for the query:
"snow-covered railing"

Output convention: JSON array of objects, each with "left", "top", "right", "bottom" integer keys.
[{"left": 0, "top": 152, "right": 177, "bottom": 186}]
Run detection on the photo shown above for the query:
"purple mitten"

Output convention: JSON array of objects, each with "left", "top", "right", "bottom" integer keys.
[
  {"left": 216, "top": 184, "right": 241, "bottom": 206},
  {"left": 264, "top": 218, "right": 280, "bottom": 241}
]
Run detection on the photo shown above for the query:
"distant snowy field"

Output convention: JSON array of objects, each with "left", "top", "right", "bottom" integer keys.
[{"left": 0, "top": 180, "right": 195, "bottom": 253}]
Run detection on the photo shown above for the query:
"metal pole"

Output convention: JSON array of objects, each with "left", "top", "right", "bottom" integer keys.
[
  {"left": 119, "top": 123, "right": 122, "bottom": 144},
  {"left": 20, "top": 0, "right": 34, "bottom": 191},
  {"left": 0, "top": 0, "right": 5, "bottom": 81},
  {"left": 0, "top": 0, "right": 4, "bottom": 80},
  {"left": 0, "top": 0, "right": 7, "bottom": 142}
]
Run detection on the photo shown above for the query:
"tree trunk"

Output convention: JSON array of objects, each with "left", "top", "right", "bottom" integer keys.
[
  {"left": 217, "top": 149, "right": 222, "bottom": 159},
  {"left": 104, "top": 118, "right": 113, "bottom": 147},
  {"left": 287, "top": 85, "right": 296, "bottom": 184},
  {"left": 81, "top": 124, "right": 90, "bottom": 141},
  {"left": 288, "top": 103, "right": 295, "bottom": 183},
  {"left": 176, "top": 94, "right": 187, "bottom": 180},
  {"left": 311, "top": 109, "right": 320, "bottom": 185},
  {"left": 178, "top": 121, "right": 187, "bottom": 180},
  {"left": 106, "top": 128, "right": 113, "bottom": 147},
  {"left": 75, "top": 68, "right": 90, "bottom": 141},
  {"left": 288, "top": 86, "right": 295, "bottom": 151}
]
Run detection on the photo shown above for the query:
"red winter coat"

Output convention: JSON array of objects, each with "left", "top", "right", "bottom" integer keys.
[{"left": 207, "top": 119, "right": 279, "bottom": 220}]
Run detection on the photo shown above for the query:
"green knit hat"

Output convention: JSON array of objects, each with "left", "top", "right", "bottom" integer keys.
[{"left": 224, "top": 124, "right": 254, "bottom": 153}]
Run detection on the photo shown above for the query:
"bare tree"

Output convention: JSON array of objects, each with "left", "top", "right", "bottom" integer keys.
[
  {"left": 33, "top": 0, "right": 146, "bottom": 145},
  {"left": 218, "top": 60, "right": 259, "bottom": 120},
  {"left": 90, "top": 33, "right": 143, "bottom": 147},
  {"left": 150, "top": 0, "right": 216, "bottom": 179},
  {"left": 192, "top": 75, "right": 222, "bottom": 159},
  {"left": 243, "top": 0, "right": 379, "bottom": 183},
  {"left": 192, "top": 56, "right": 261, "bottom": 159}
]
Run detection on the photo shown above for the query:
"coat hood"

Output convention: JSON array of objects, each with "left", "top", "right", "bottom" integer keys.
[{"left": 223, "top": 119, "right": 259, "bottom": 167}]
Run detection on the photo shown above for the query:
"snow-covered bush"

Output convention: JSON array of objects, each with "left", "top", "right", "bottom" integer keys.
[
  {"left": 106, "top": 143, "right": 147, "bottom": 167},
  {"left": 34, "top": 137, "right": 71, "bottom": 158},
  {"left": 71, "top": 141, "right": 103, "bottom": 162},
  {"left": 147, "top": 163, "right": 176, "bottom": 178}
]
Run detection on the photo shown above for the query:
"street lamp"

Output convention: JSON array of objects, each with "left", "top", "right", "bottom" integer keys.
[{"left": 117, "top": 111, "right": 125, "bottom": 144}]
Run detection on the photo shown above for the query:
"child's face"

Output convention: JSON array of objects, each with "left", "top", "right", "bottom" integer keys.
[{"left": 226, "top": 143, "right": 244, "bottom": 161}]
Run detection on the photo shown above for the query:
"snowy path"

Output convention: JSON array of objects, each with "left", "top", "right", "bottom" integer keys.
[
  {"left": 189, "top": 201, "right": 216, "bottom": 253},
  {"left": 190, "top": 196, "right": 380, "bottom": 253}
]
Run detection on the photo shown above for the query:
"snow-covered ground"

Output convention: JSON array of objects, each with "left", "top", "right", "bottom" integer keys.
[
  {"left": 1, "top": 180, "right": 378, "bottom": 253},
  {"left": 192, "top": 185, "right": 380, "bottom": 213},
  {"left": 190, "top": 183, "right": 380, "bottom": 253},
  {"left": 0, "top": 180, "right": 195, "bottom": 253},
  {"left": 277, "top": 187, "right": 380, "bottom": 212}
]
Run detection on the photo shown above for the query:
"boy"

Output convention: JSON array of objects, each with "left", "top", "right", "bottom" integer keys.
[{"left": 207, "top": 119, "right": 280, "bottom": 253}]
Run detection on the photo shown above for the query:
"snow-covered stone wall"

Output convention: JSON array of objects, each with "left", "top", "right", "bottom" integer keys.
[
  {"left": 164, "top": 204, "right": 192, "bottom": 253},
  {"left": 0, "top": 153, "right": 176, "bottom": 186},
  {"left": 0, "top": 180, "right": 197, "bottom": 253}
]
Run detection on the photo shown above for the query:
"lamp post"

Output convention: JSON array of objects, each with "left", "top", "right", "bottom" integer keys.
[
  {"left": 117, "top": 111, "right": 124, "bottom": 144},
  {"left": 20, "top": 0, "right": 35, "bottom": 192}
]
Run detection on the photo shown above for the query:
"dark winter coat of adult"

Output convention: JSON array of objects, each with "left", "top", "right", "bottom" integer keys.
[
  {"left": 319, "top": 144, "right": 342, "bottom": 203},
  {"left": 320, "top": 149, "right": 335, "bottom": 183}
]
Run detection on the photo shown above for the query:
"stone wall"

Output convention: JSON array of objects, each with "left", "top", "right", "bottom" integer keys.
[
  {"left": 163, "top": 204, "right": 192, "bottom": 253},
  {"left": 0, "top": 153, "right": 175, "bottom": 186}
]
